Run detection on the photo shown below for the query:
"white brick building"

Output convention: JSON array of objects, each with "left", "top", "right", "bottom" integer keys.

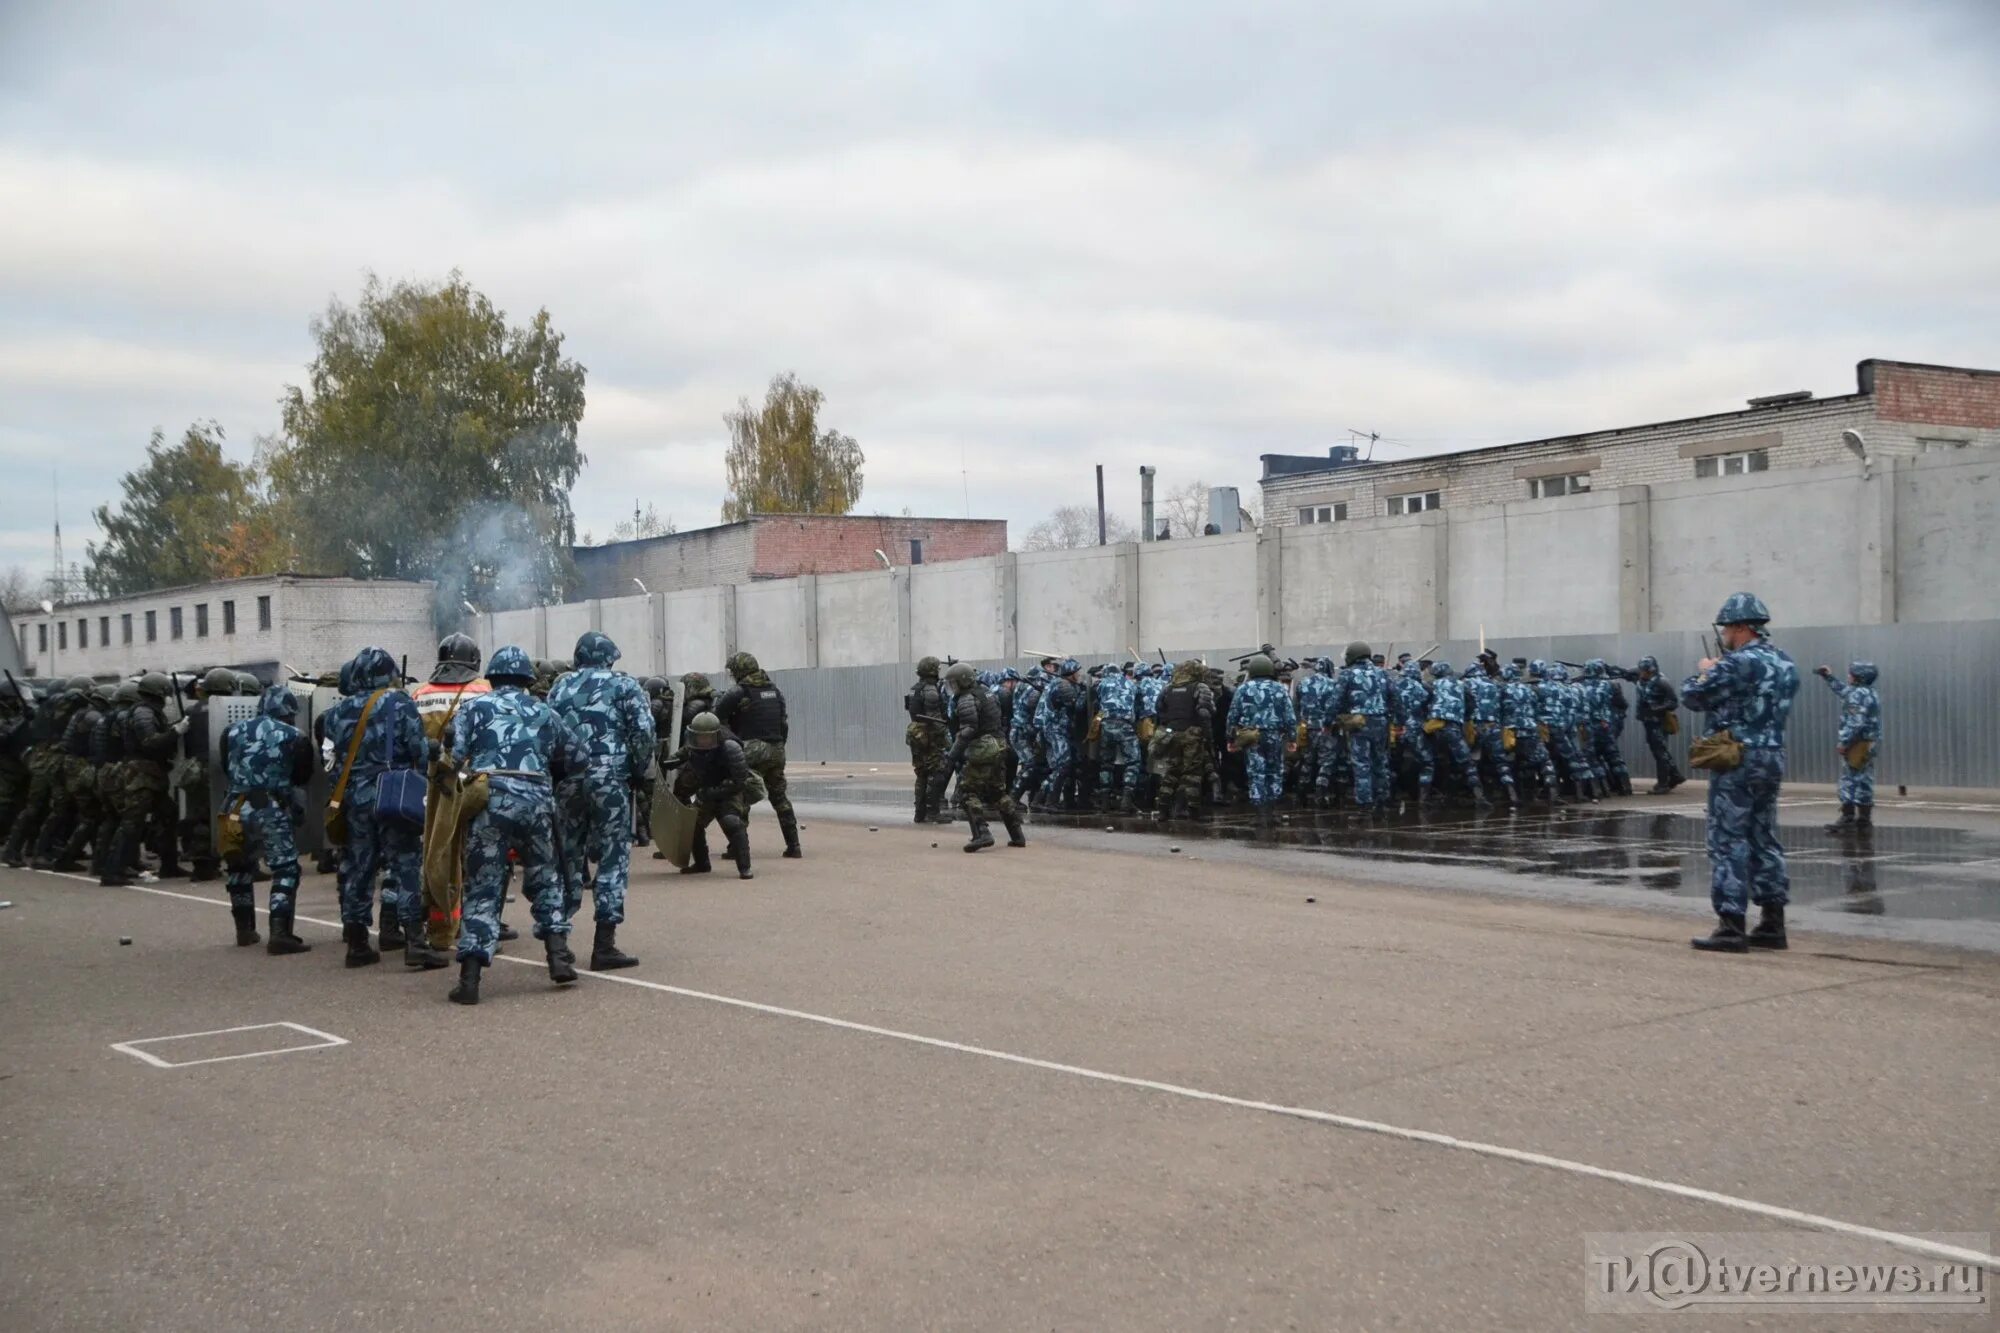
[
  {"left": 9, "top": 574, "right": 437, "bottom": 682},
  {"left": 1261, "top": 358, "right": 2000, "bottom": 528}
]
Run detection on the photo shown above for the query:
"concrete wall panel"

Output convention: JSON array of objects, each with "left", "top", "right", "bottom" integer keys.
[
  {"left": 1139, "top": 533, "right": 1257, "bottom": 652},
  {"left": 1448, "top": 493, "right": 1622, "bottom": 638},
  {"left": 735, "top": 579, "right": 812, "bottom": 670},
  {"left": 1649, "top": 470, "right": 1856, "bottom": 629},
  {"left": 544, "top": 602, "right": 595, "bottom": 663},
  {"left": 1896, "top": 453, "right": 2000, "bottom": 622},
  {"left": 1278, "top": 519, "right": 1437, "bottom": 648},
  {"left": 815, "top": 571, "right": 899, "bottom": 667},
  {"left": 598, "top": 595, "right": 658, "bottom": 676},
  {"left": 664, "top": 588, "right": 728, "bottom": 675},
  {"left": 910, "top": 557, "right": 1003, "bottom": 659},
  {"left": 1017, "top": 547, "right": 1125, "bottom": 655}
]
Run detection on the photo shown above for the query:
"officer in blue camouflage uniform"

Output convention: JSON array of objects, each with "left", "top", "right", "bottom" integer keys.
[
  {"left": 1816, "top": 660, "right": 1882, "bottom": 834},
  {"left": 1683, "top": 592, "right": 1801, "bottom": 953},
  {"left": 1329, "top": 642, "right": 1391, "bottom": 812},
  {"left": 1630, "top": 656, "right": 1684, "bottom": 793},
  {"left": 1464, "top": 660, "right": 1518, "bottom": 807},
  {"left": 1294, "top": 657, "right": 1339, "bottom": 808},
  {"left": 1225, "top": 653, "right": 1296, "bottom": 820},
  {"left": 446, "top": 646, "right": 588, "bottom": 1004},
  {"left": 323, "top": 646, "right": 426, "bottom": 967},
  {"left": 1094, "top": 661, "right": 1141, "bottom": 812},
  {"left": 1581, "top": 659, "right": 1633, "bottom": 796},
  {"left": 547, "top": 631, "right": 654, "bottom": 969},
  {"left": 1035, "top": 659, "right": 1083, "bottom": 811},
  {"left": 1424, "top": 663, "right": 1487, "bottom": 804},
  {"left": 1537, "top": 663, "right": 1599, "bottom": 801},
  {"left": 1134, "top": 663, "right": 1168, "bottom": 810},
  {"left": 1393, "top": 661, "right": 1433, "bottom": 799},
  {"left": 220, "top": 685, "right": 316, "bottom": 954},
  {"left": 1009, "top": 667, "right": 1046, "bottom": 801},
  {"left": 1500, "top": 664, "right": 1558, "bottom": 801}
]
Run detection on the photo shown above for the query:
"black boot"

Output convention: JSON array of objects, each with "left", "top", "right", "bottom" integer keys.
[
  {"left": 1747, "top": 904, "right": 1788, "bottom": 950},
  {"left": 1691, "top": 913, "right": 1749, "bottom": 953},
  {"left": 496, "top": 921, "right": 519, "bottom": 942},
  {"left": 1166, "top": 795, "right": 1191, "bottom": 820},
  {"left": 1854, "top": 804, "right": 1874, "bottom": 830},
  {"left": 379, "top": 916, "right": 406, "bottom": 953},
  {"left": 545, "top": 933, "right": 579, "bottom": 984},
  {"left": 155, "top": 855, "right": 188, "bottom": 880},
  {"left": 231, "top": 904, "right": 261, "bottom": 947},
  {"left": 100, "top": 829, "right": 140, "bottom": 886},
  {"left": 1003, "top": 811, "right": 1028, "bottom": 848},
  {"left": 590, "top": 921, "right": 639, "bottom": 971},
  {"left": 266, "top": 912, "right": 311, "bottom": 955},
  {"left": 1824, "top": 802, "right": 1855, "bottom": 834},
  {"left": 448, "top": 957, "right": 482, "bottom": 1005},
  {"left": 343, "top": 922, "right": 381, "bottom": 968},
  {"left": 682, "top": 831, "right": 712, "bottom": 874},
  {"left": 405, "top": 936, "right": 450, "bottom": 970},
  {"left": 963, "top": 819, "right": 995, "bottom": 853},
  {"left": 48, "top": 824, "right": 90, "bottom": 873},
  {"left": 189, "top": 859, "right": 221, "bottom": 883},
  {"left": 1, "top": 824, "right": 32, "bottom": 867},
  {"left": 912, "top": 784, "right": 930, "bottom": 824},
  {"left": 729, "top": 827, "right": 755, "bottom": 881},
  {"left": 779, "top": 812, "right": 802, "bottom": 860},
  {"left": 1649, "top": 778, "right": 1674, "bottom": 795}
]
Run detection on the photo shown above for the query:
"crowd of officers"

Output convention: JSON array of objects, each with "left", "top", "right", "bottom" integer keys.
[
  {"left": 906, "top": 645, "right": 1693, "bottom": 827},
  {"left": 0, "top": 632, "right": 802, "bottom": 1007}
]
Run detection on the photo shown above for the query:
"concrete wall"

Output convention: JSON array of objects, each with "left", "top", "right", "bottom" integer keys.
[
  {"left": 910, "top": 557, "right": 1003, "bottom": 660},
  {"left": 1647, "top": 467, "right": 1861, "bottom": 630},
  {"left": 735, "top": 579, "right": 812, "bottom": 671},
  {"left": 598, "top": 594, "right": 659, "bottom": 676},
  {"left": 1447, "top": 489, "right": 1623, "bottom": 638},
  {"left": 1276, "top": 516, "right": 1440, "bottom": 649},
  {"left": 1140, "top": 531, "right": 1257, "bottom": 652},
  {"left": 815, "top": 571, "right": 899, "bottom": 667},
  {"left": 1016, "top": 546, "right": 1125, "bottom": 655},
  {"left": 544, "top": 602, "right": 595, "bottom": 663},
  {"left": 1895, "top": 451, "right": 2000, "bottom": 623},
  {"left": 489, "top": 607, "right": 542, "bottom": 658},
  {"left": 663, "top": 587, "right": 729, "bottom": 675}
]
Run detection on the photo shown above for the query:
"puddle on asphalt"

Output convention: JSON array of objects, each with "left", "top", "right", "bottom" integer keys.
[{"left": 792, "top": 775, "right": 2000, "bottom": 922}]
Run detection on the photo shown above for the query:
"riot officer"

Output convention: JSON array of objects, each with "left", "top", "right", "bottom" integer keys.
[
  {"left": 3, "top": 675, "right": 90, "bottom": 868},
  {"left": 411, "top": 632, "right": 490, "bottom": 964},
  {"left": 0, "top": 675, "right": 31, "bottom": 846},
  {"left": 715, "top": 650, "right": 800, "bottom": 859},
  {"left": 667, "top": 711, "right": 758, "bottom": 879},
  {"left": 323, "top": 646, "right": 425, "bottom": 967},
  {"left": 1225, "top": 653, "right": 1296, "bottom": 821},
  {"left": 219, "top": 685, "right": 316, "bottom": 953},
  {"left": 939, "top": 661, "right": 1025, "bottom": 851},
  {"left": 93, "top": 681, "right": 139, "bottom": 882},
  {"left": 1631, "top": 656, "right": 1684, "bottom": 794},
  {"left": 1151, "top": 660, "right": 1216, "bottom": 820},
  {"left": 633, "top": 675, "right": 673, "bottom": 847},
  {"left": 905, "top": 656, "right": 951, "bottom": 823},
  {"left": 546, "top": 631, "right": 654, "bottom": 971},
  {"left": 179, "top": 667, "right": 240, "bottom": 882},
  {"left": 31, "top": 677, "right": 105, "bottom": 871},
  {"left": 107, "top": 672, "right": 187, "bottom": 881}
]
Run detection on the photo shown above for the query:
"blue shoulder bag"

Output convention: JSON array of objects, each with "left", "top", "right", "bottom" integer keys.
[{"left": 375, "top": 695, "right": 429, "bottom": 831}]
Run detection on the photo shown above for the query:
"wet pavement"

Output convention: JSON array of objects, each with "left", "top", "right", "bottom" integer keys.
[{"left": 790, "top": 764, "right": 2000, "bottom": 951}]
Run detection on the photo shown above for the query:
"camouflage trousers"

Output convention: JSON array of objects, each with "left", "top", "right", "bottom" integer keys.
[
  {"left": 1470, "top": 722, "right": 1516, "bottom": 791},
  {"left": 3, "top": 747, "right": 64, "bottom": 855},
  {"left": 561, "top": 759, "right": 634, "bottom": 926},
  {"left": 1397, "top": 724, "right": 1434, "bottom": 789},
  {"left": 1838, "top": 744, "right": 1878, "bottom": 807},
  {"left": 113, "top": 760, "right": 175, "bottom": 866},
  {"left": 1242, "top": 734, "right": 1287, "bottom": 807},
  {"left": 459, "top": 782, "right": 571, "bottom": 964},
  {"left": 1344, "top": 718, "right": 1390, "bottom": 808},
  {"left": 338, "top": 799, "right": 422, "bottom": 931},
  {"left": 1152, "top": 726, "right": 1209, "bottom": 809},
  {"left": 35, "top": 754, "right": 99, "bottom": 858},
  {"left": 1008, "top": 725, "right": 1042, "bottom": 797},
  {"left": 225, "top": 797, "right": 300, "bottom": 917},
  {"left": 176, "top": 759, "right": 215, "bottom": 870},
  {"left": 1305, "top": 726, "right": 1347, "bottom": 794},
  {"left": 957, "top": 735, "right": 1018, "bottom": 824},
  {"left": 1096, "top": 718, "right": 1139, "bottom": 791},
  {"left": 1037, "top": 725, "right": 1074, "bottom": 803},
  {"left": 0, "top": 755, "right": 27, "bottom": 842},
  {"left": 1546, "top": 728, "right": 1595, "bottom": 790},
  {"left": 1584, "top": 723, "right": 1628, "bottom": 785},
  {"left": 1705, "top": 748, "right": 1788, "bottom": 917},
  {"left": 741, "top": 739, "right": 792, "bottom": 822},
  {"left": 907, "top": 722, "right": 949, "bottom": 812},
  {"left": 1510, "top": 731, "right": 1558, "bottom": 792}
]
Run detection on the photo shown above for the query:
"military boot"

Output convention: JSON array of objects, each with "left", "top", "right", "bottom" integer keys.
[
  {"left": 545, "top": 933, "right": 579, "bottom": 984},
  {"left": 99, "top": 829, "right": 140, "bottom": 887},
  {"left": 1824, "top": 803, "right": 1855, "bottom": 834},
  {"left": 266, "top": 913, "right": 312, "bottom": 955},
  {"left": 50, "top": 823, "right": 91, "bottom": 873},
  {"left": 1, "top": 823, "right": 32, "bottom": 868},
  {"left": 779, "top": 812, "right": 802, "bottom": 860},
  {"left": 728, "top": 826, "right": 755, "bottom": 881},
  {"left": 912, "top": 785, "right": 930, "bottom": 824},
  {"left": 405, "top": 936, "right": 450, "bottom": 970},
  {"left": 963, "top": 819, "right": 995, "bottom": 853},
  {"left": 1854, "top": 804, "right": 1874, "bottom": 831},
  {"left": 591, "top": 922, "right": 639, "bottom": 971},
  {"left": 1166, "top": 794, "right": 1191, "bottom": 820},
  {"left": 682, "top": 831, "right": 713, "bottom": 875},
  {"left": 1002, "top": 811, "right": 1028, "bottom": 848},
  {"left": 1691, "top": 913, "right": 1750, "bottom": 953},
  {"left": 379, "top": 916, "right": 406, "bottom": 953},
  {"left": 231, "top": 904, "right": 261, "bottom": 947},
  {"left": 1746, "top": 904, "right": 1788, "bottom": 950},
  {"left": 343, "top": 922, "right": 381, "bottom": 968},
  {"left": 448, "top": 957, "right": 483, "bottom": 1005},
  {"left": 155, "top": 856, "right": 188, "bottom": 880},
  {"left": 1649, "top": 778, "right": 1675, "bottom": 795}
]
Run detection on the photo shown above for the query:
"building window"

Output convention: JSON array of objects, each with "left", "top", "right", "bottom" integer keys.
[
  {"left": 121, "top": 614, "right": 133, "bottom": 645},
  {"left": 257, "top": 595, "right": 272, "bottom": 631},
  {"left": 37, "top": 623, "right": 47, "bottom": 652},
  {"left": 99, "top": 615, "right": 110, "bottom": 645},
  {"left": 195, "top": 604, "right": 209, "bottom": 638},
  {"left": 1527, "top": 473, "right": 1591, "bottom": 499},
  {"left": 145, "top": 610, "right": 157, "bottom": 643},
  {"left": 1918, "top": 437, "right": 1970, "bottom": 453},
  {"left": 77, "top": 618, "right": 87, "bottom": 648},
  {"left": 57, "top": 622, "right": 67, "bottom": 650},
  {"left": 1694, "top": 449, "right": 1768, "bottom": 478},
  {"left": 169, "top": 607, "right": 183, "bottom": 640},
  {"left": 1297, "top": 503, "right": 1348, "bottom": 525},
  {"left": 1387, "top": 490, "right": 1441, "bottom": 516},
  {"left": 222, "top": 600, "right": 236, "bottom": 635}
]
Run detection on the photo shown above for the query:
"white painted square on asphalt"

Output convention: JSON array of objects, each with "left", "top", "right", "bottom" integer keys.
[{"left": 111, "top": 1022, "right": 349, "bottom": 1069}]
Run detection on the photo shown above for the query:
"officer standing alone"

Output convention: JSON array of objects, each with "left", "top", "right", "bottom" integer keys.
[{"left": 1817, "top": 661, "right": 1882, "bottom": 834}]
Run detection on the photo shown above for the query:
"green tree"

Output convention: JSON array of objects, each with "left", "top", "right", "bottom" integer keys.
[
  {"left": 720, "top": 373, "right": 863, "bottom": 521},
  {"left": 265, "top": 272, "right": 586, "bottom": 613},
  {"left": 85, "top": 423, "right": 270, "bottom": 597}
]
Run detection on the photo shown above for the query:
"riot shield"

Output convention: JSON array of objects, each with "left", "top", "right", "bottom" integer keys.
[{"left": 650, "top": 781, "right": 697, "bottom": 869}]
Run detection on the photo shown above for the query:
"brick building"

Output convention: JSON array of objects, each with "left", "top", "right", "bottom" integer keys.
[
  {"left": 9, "top": 574, "right": 437, "bottom": 682},
  {"left": 1260, "top": 359, "right": 2000, "bottom": 528},
  {"left": 570, "top": 513, "right": 1007, "bottom": 599}
]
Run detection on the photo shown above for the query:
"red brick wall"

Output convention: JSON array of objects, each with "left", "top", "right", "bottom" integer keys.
[
  {"left": 748, "top": 516, "right": 1008, "bottom": 578},
  {"left": 1871, "top": 362, "right": 2000, "bottom": 429}
]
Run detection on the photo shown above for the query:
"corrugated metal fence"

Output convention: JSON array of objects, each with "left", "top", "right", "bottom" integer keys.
[{"left": 768, "top": 620, "right": 2000, "bottom": 789}]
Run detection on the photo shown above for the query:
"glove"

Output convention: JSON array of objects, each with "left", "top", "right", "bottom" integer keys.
[{"left": 171, "top": 717, "right": 191, "bottom": 735}]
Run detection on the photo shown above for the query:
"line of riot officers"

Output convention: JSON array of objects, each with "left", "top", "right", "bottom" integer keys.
[{"left": 902, "top": 647, "right": 1691, "bottom": 825}]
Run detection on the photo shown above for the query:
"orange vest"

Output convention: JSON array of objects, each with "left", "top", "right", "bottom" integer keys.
[{"left": 411, "top": 678, "right": 491, "bottom": 746}]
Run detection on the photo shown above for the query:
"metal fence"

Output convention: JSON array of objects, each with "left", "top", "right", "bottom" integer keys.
[{"left": 769, "top": 620, "right": 2000, "bottom": 790}]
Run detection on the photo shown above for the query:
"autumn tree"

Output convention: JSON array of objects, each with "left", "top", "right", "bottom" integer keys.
[
  {"left": 265, "top": 272, "right": 586, "bottom": 613},
  {"left": 1020, "top": 505, "right": 1137, "bottom": 551},
  {"left": 720, "top": 373, "right": 863, "bottom": 521},
  {"left": 85, "top": 423, "right": 274, "bottom": 597}
]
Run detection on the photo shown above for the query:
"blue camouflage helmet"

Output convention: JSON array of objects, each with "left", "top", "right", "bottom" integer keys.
[
  {"left": 1026, "top": 666, "right": 1045, "bottom": 683},
  {"left": 337, "top": 659, "right": 357, "bottom": 694},
  {"left": 573, "top": 630, "right": 620, "bottom": 668},
  {"left": 1316, "top": 656, "right": 1335, "bottom": 674},
  {"left": 1585, "top": 658, "right": 1607, "bottom": 678},
  {"left": 1636, "top": 655, "right": 1659, "bottom": 672},
  {"left": 1059, "top": 658, "right": 1081, "bottom": 676},
  {"left": 259, "top": 683, "right": 299, "bottom": 720},
  {"left": 1501, "top": 663, "right": 1519, "bottom": 681},
  {"left": 351, "top": 645, "right": 398, "bottom": 689},
  {"left": 486, "top": 645, "right": 536, "bottom": 684},
  {"left": 1715, "top": 591, "right": 1771, "bottom": 626},
  {"left": 1548, "top": 663, "right": 1568, "bottom": 682},
  {"left": 1002, "top": 666, "right": 1021, "bottom": 681},
  {"left": 1850, "top": 661, "right": 1878, "bottom": 684},
  {"left": 1431, "top": 661, "right": 1454, "bottom": 678}
]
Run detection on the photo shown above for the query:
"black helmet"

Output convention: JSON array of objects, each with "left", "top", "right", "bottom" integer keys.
[
  {"left": 114, "top": 680, "right": 141, "bottom": 706},
  {"left": 642, "top": 676, "right": 669, "bottom": 698},
  {"left": 438, "top": 633, "right": 480, "bottom": 669},
  {"left": 1344, "top": 641, "right": 1370, "bottom": 665}
]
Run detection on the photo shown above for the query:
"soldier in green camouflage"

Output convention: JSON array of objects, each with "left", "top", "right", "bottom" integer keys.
[
  {"left": 715, "top": 651, "right": 801, "bottom": 859},
  {"left": 940, "top": 661, "right": 1026, "bottom": 852},
  {"left": 904, "top": 656, "right": 951, "bottom": 823}
]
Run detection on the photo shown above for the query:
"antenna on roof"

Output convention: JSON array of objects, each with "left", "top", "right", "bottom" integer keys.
[{"left": 1348, "top": 429, "right": 1381, "bottom": 462}]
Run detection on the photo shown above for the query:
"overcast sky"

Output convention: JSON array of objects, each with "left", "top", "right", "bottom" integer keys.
[{"left": 2, "top": 0, "right": 1995, "bottom": 575}]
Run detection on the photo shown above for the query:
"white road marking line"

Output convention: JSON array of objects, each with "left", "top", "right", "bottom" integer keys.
[
  {"left": 111, "top": 1020, "right": 348, "bottom": 1069},
  {"left": 79, "top": 881, "right": 2000, "bottom": 1272}
]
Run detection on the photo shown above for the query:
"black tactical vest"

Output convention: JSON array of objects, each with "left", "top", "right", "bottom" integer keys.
[
  {"left": 1155, "top": 684, "right": 1204, "bottom": 730},
  {"left": 724, "top": 684, "right": 785, "bottom": 742},
  {"left": 905, "top": 679, "right": 945, "bottom": 724}
]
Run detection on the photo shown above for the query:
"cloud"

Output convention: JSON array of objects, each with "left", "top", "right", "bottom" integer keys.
[{"left": 0, "top": 0, "right": 1995, "bottom": 559}]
